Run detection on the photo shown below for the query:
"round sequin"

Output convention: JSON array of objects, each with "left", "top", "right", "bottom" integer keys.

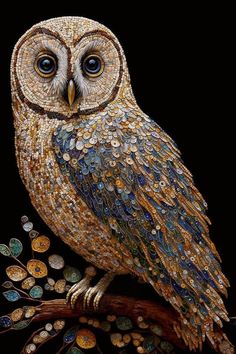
[
  {"left": 47, "top": 277, "right": 55, "bottom": 286},
  {"left": 0, "top": 315, "right": 12, "bottom": 328},
  {"left": 111, "top": 139, "right": 120, "bottom": 147},
  {"left": 11, "top": 308, "right": 24, "bottom": 322},
  {"left": 116, "top": 316, "right": 133, "bottom": 330},
  {"left": 126, "top": 157, "right": 134, "bottom": 165},
  {"left": 31, "top": 235, "right": 50, "bottom": 253},
  {"left": 110, "top": 333, "right": 122, "bottom": 346},
  {"left": 63, "top": 265, "right": 81, "bottom": 283},
  {"left": 24, "top": 306, "right": 36, "bottom": 319},
  {"left": 55, "top": 279, "right": 66, "bottom": 293},
  {"left": 27, "top": 259, "right": 48, "bottom": 278},
  {"left": 9, "top": 238, "right": 23, "bottom": 257},
  {"left": 89, "top": 137, "right": 97, "bottom": 144},
  {"left": 45, "top": 323, "right": 53, "bottom": 331},
  {"left": 83, "top": 132, "right": 91, "bottom": 140},
  {"left": 48, "top": 254, "right": 65, "bottom": 270},
  {"left": 32, "top": 335, "right": 43, "bottom": 344},
  {"left": 21, "top": 277, "right": 35, "bottom": 290},
  {"left": 76, "top": 328, "right": 96, "bottom": 349},
  {"left": 40, "top": 330, "right": 49, "bottom": 338},
  {"left": 53, "top": 319, "right": 65, "bottom": 331},
  {"left": 63, "top": 153, "right": 71, "bottom": 161},
  {"left": 29, "top": 285, "right": 43, "bottom": 299},
  {"left": 6, "top": 265, "right": 27, "bottom": 282},
  {"left": 76, "top": 141, "right": 84, "bottom": 150},
  {"left": 25, "top": 343, "right": 36, "bottom": 353},
  {"left": 23, "top": 222, "right": 34, "bottom": 232}
]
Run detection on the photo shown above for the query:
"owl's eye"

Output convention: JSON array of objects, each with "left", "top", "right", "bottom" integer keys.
[
  {"left": 82, "top": 54, "right": 104, "bottom": 77},
  {"left": 35, "top": 54, "right": 57, "bottom": 78}
]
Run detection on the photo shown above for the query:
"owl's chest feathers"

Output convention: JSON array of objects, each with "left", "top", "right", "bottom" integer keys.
[{"left": 15, "top": 113, "right": 129, "bottom": 273}]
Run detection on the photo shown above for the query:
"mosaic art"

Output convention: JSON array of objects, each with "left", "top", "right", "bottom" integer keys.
[{"left": 7, "top": 16, "right": 234, "bottom": 352}]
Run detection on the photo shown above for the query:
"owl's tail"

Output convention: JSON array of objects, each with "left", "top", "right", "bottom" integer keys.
[{"left": 173, "top": 320, "right": 234, "bottom": 353}]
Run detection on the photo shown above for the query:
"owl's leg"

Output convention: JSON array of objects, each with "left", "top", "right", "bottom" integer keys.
[
  {"left": 66, "top": 266, "right": 97, "bottom": 309},
  {"left": 83, "top": 271, "right": 115, "bottom": 310}
]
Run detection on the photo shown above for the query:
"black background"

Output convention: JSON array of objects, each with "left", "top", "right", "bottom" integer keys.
[{"left": 0, "top": 3, "right": 235, "bottom": 353}]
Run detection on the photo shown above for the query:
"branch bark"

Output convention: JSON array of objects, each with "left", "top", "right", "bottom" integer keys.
[{"left": 33, "top": 293, "right": 186, "bottom": 350}]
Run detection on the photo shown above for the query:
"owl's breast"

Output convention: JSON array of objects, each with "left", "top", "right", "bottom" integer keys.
[{"left": 15, "top": 114, "right": 128, "bottom": 274}]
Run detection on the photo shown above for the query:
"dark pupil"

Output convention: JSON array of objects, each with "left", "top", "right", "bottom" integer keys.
[
  {"left": 84, "top": 57, "right": 101, "bottom": 74},
  {"left": 38, "top": 57, "right": 55, "bottom": 74}
]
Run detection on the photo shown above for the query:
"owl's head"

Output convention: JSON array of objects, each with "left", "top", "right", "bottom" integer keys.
[{"left": 11, "top": 17, "right": 135, "bottom": 120}]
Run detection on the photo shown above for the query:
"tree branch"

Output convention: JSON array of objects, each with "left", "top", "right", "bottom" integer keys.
[{"left": 33, "top": 293, "right": 186, "bottom": 350}]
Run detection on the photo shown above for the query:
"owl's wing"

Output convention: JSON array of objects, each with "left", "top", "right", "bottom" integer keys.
[{"left": 52, "top": 112, "right": 229, "bottom": 341}]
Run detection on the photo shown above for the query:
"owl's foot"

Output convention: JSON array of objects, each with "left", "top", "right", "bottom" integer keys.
[
  {"left": 83, "top": 271, "right": 115, "bottom": 311},
  {"left": 66, "top": 266, "right": 96, "bottom": 309}
]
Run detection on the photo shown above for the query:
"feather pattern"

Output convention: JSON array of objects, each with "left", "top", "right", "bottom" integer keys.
[{"left": 52, "top": 106, "right": 230, "bottom": 348}]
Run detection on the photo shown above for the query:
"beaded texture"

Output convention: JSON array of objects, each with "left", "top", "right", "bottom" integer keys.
[{"left": 11, "top": 16, "right": 232, "bottom": 352}]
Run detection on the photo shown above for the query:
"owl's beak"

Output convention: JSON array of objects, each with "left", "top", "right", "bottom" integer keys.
[{"left": 67, "top": 79, "right": 76, "bottom": 107}]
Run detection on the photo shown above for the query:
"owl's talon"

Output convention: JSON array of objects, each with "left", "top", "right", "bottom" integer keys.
[
  {"left": 83, "top": 271, "right": 115, "bottom": 311},
  {"left": 66, "top": 266, "right": 97, "bottom": 308}
]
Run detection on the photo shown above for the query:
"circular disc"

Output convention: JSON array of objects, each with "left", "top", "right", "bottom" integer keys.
[
  {"left": 48, "top": 254, "right": 65, "bottom": 270},
  {"left": 27, "top": 259, "right": 48, "bottom": 278},
  {"left": 76, "top": 328, "right": 96, "bottom": 349},
  {"left": 31, "top": 236, "right": 50, "bottom": 253}
]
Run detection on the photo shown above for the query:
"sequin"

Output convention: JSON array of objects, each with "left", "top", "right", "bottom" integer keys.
[
  {"left": 23, "top": 222, "right": 34, "bottom": 232},
  {"left": 27, "top": 259, "right": 48, "bottom": 278},
  {"left": 109, "top": 161, "right": 116, "bottom": 167},
  {"left": 100, "top": 321, "right": 111, "bottom": 332},
  {"left": 126, "top": 157, "right": 134, "bottom": 165},
  {"left": 11, "top": 308, "right": 24, "bottom": 322},
  {"left": 116, "top": 316, "right": 133, "bottom": 330},
  {"left": 83, "top": 132, "right": 91, "bottom": 140},
  {"left": 0, "top": 244, "right": 11, "bottom": 256},
  {"left": 13, "top": 319, "right": 31, "bottom": 330},
  {"left": 63, "top": 153, "right": 71, "bottom": 161},
  {"left": 76, "top": 141, "right": 84, "bottom": 150},
  {"left": 55, "top": 279, "right": 66, "bottom": 293},
  {"left": 21, "top": 277, "right": 35, "bottom": 290},
  {"left": 89, "top": 137, "right": 97, "bottom": 145},
  {"left": 31, "top": 235, "right": 50, "bottom": 253},
  {"left": 6, "top": 265, "right": 27, "bottom": 282},
  {"left": 9, "top": 238, "right": 23, "bottom": 257},
  {"left": 53, "top": 319, "right": 65, "bottom": 331},
  {"left": 110, "top": 333, "right": 122, "bottom": 346},
  {"left": 45, "top": 323, "right": 53, "bottom": 331},
  {"left": 63, "top": 266, "right": 81, "bottom": 283},
  {"left": 111, "top": 139, "right": 120, "bottom": 147},
  {"left": 29, "top": 285, "right": 43, "bottom": 298},
  {"left": 2, "top": 281, "right": 13, "bottom": 288},
  {"left": 24, "top": 306, "right": 36, "bottom": 319},
  {"left": 47, "top": 255, "right": 65, "bottom": 271},
  {"left": 76, "top": 328, "right": 96, "bottom": 349},
  {"left": 63, "top": 326, "right": 78, "bottom": 343},
  {"left": 3, "top": 290, "right": 21, "bottom": 302},
  {"left": 0, "top": 315, "right": 12, "bottom": 328}
]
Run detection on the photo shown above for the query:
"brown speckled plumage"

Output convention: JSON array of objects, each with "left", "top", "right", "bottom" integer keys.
[{"left": 11, "top": 17, "right": 233, "bottom": 353}]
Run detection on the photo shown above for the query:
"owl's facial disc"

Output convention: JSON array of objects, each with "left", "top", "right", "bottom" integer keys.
[{"left": 12, "top": 17, "right": 126, "bottom": 118}]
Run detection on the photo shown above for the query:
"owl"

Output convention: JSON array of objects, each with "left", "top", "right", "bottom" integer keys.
[{"left": 11, "top": 17, "right": 233, "bottom": 352}]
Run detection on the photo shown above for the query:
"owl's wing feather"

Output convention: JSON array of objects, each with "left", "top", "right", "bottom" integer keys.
[{"left": 52, "top": 111, "right": 229, "bottom": 343}]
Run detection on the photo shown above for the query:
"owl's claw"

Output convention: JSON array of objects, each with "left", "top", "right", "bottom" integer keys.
[
  {"left": 83, "top": 271, "right": 115, "bottom": 311},
  {"left": 66, "top": 266, "right": 96, "bottom": 309}
]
